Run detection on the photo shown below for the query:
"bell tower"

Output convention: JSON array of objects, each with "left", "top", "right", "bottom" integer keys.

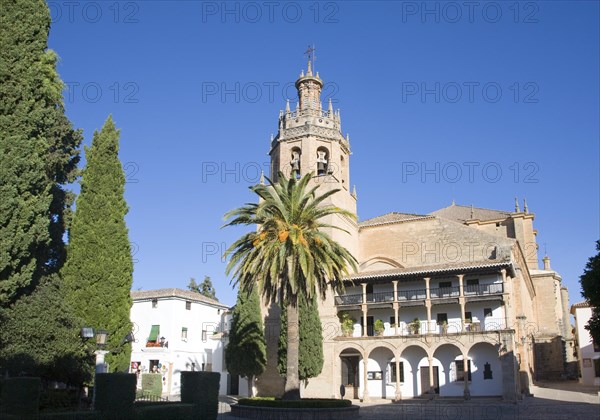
[{"left": 268, "top": 59, "right": 358, "bottom": 256}]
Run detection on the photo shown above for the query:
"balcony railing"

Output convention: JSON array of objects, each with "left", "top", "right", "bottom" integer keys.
[
  {"left": 430, "top": 286, "right": 460, "bottom": 298},
  {"left": 397, "top": 288, "right": 427, "bottom": 301},
  {"left": 335, "top": 283, "right": 503, "bottom": 306},
  {"left": 464, "top": 283, "right": 503, "bottom": 296},
  {"left": 335, "top": 293, "right": 363, "bottom": 305},
  {"left": 341, "top": 318, "right": 507, "bottom": 338}
]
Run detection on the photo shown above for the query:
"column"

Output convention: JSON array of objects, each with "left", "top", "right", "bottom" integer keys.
[
  {"left": 425, "top": 277, "right": 431, "bottom": 333},
  {"left": 501, "top": 269, "right": 510, "bottom": 330},
  {"left": 394, "top": 357, "right": 402, "bottom": 401},
  {"left": 362, "top": 354, "right": 369, "bottom": 401},
  {"left": 458, "top": 274, "right": 466, "bottom": 332},
  {"left": 463, "top": 354, "right": 471, "bottom": 400},
  {"left": 392, "top": 280, "right": 399, "bottom": 336},
  {"left": 428, "top": 355, "right": 435, "bottom": 397},
  {"left": 361, "top": 283, "right": 368, "bottom": 337}
]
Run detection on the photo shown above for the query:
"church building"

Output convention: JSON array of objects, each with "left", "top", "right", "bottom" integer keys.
[{"left": 257, "top": 60, "right": 573, "bottom": 401}]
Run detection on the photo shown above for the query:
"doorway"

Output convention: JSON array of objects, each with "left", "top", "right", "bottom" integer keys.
[
  {"left": 340, "top": 355, "right": 360, "bottom": 399},
  {"left": 420, "top": 366, "right": 439, "bottom": 395}
]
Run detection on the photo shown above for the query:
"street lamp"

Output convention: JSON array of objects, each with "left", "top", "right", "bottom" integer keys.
[{"left": 95, "top": 329, "right": 108, "bottom": 349}]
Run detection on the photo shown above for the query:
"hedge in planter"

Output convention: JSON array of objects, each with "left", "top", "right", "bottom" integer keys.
[
  {"left": 180, "top": 372, "right": 220, "bottom": 420},
  {"left": 0, "top": 377, "right": 41, "bottom": 417},
  {"left": 141, "top": 373, "right": 162, "bottom": 397},
  {"left": 95, "top": 373, "right": 136, "bottom": 415}
]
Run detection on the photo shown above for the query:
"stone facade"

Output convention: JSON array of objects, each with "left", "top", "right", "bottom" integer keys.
[{"left": 256, "top": 62, "right": 572, "bottom": 401}]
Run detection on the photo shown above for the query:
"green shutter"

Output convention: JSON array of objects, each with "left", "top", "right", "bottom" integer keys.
[{"left": 148, "top": 325, "right": 160, "bottom": 341}]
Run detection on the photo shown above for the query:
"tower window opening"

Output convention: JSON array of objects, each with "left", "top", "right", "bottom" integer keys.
[
  {"left": 316, "top": 147, "right": 329, "bottom": 177},
  {"left": 291, "top": 148, "right": 301, "bottom": 179}
]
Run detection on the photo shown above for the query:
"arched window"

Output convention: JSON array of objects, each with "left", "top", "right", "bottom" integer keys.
[
  {"left": 316, "top": 147, "right": 329, "bottom": 176},
  {"left": 290, "top": 147, "right": 301, "bottom": 179}
]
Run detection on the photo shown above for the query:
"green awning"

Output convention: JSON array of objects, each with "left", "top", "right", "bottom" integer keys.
[{"left": 148, "top": 325, "right": 160, "bottom": 342}]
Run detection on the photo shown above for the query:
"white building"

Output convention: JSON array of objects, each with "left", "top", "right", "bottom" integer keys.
[
  {"left": 129, "top": 288, "right": 233, "bottom": 397},
  {"left": 571, "top": 301, "right": 600, "bottom": 386}
]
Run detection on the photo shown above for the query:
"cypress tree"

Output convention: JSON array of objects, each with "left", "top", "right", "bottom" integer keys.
[
  {"left": 0, "top": 0, "right": 81, "bottom": 306},
  {"left": 225, "top": 287, "right": 266, "bottom": 395},
  {"left": 62, "top": 116, "right": 133, "bottom": 372},
  {"left": 0, "top": 0, "right": 83, "bottom": 381},
  {"left": 278, "top": 295, "right": 324, "bottom": 381}
]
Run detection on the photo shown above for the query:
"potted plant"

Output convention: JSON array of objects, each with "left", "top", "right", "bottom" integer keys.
[
  {"left": 374, "top": 319, "right": 385, "bottom": 336},
  {"left": 340, "top": 313, "right": 355, "bottom": 337},
  {"left": 441, "top": 320, "right": 448, "bottom": 334},
  {"left": 409, "top": 318, "right": 421, "bottom": 335}
]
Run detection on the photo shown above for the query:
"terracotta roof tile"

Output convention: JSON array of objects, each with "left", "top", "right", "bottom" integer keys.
[
  {"left": 430, "top": 204, "right": 511, "bottom": 223},
  {"left": 359, "top": 212, "right": 433, "bottom": 228}
]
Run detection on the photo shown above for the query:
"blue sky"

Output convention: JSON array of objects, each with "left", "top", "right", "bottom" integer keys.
[{"left": 47, "top": 1, "right": 599, "bottom": 307}]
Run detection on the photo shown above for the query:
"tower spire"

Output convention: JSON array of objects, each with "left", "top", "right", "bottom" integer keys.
[
  {"left": 523, "top": 198, "right": 529, "bottom": 214},
  {"left": 514, "top": 197, "right": 520, "bottom": 212}
]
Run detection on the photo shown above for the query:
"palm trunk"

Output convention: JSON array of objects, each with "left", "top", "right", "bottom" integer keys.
[{"left": 282, "top": 302, "right": 301, "bottom": 400}]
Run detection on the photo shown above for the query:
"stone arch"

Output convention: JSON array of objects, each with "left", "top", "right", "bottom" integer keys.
[
  {"left": 365, "top": 345, "right": 397, "bottom": 399},
  {"left": 432, "top": 343, "right": 464, "bottom": 397},
  {"left": 400, "top": 344, "right": 430, "bottom": 398},
  {"left": 365, "top": 341, "right": 398, "bottom": 358},
  {"left": 360, "top": 256, "right": 404, "bottom": 272},
  {"left": 467, "top": 342, "right": 503, "bottom": 397}
]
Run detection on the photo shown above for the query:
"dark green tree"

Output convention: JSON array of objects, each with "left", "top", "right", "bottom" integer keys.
[
  {"left": 188, "top": 276, "right": 218, "bottom": 301},
  {"left": 580, "top": 240, "right": 600, "bottom": 345},
  {"left": 225, "top": 287, "right": 266, "bottom": 396},
  {"left": 0, "top": 0, "right": 82, "bottom": 306},
  {"left": 0, "top": 0, "right": 83, "bottom": 382},
  {"left": 62, "top": 116, "right": 133, "bottom": 372},
  {"left": 278, "top": 295, "right": 324, "bottom": 381},
  {"left": 0, "top": 274, "right": 92, "bottom": 384}
]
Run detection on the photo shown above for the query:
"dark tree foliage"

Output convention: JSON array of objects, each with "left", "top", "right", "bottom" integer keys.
[
  {"left": 580, "top": 240, "right": 600, "bottom": 345},
  {"left": 62, "top": 116, "right": 133, "bottom": 372},
  {"left": 225, "top": 287, "right": 266, "bottom": 391},
  {"left": 0, "top": 0, "right": 82, "bottom": 306},
  {"left": 0, "top": 274, "right": 92, "bottom": 384},
  {"left": 278, "top": 295, "right": 324, "bottom": 381},
  {"left": 0, "top": 0, "right": 84, "bottom": 383},
  {"left": 188, "top": 276, "right": 218, "bottom": 301}
]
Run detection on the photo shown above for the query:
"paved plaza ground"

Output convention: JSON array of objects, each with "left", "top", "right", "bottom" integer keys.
[{"left": 217, "top": 395, "right": 600, "bottom": 419}]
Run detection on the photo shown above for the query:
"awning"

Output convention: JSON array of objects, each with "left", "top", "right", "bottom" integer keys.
[{"left": 148, "top": 325, "right": 160, "bottom": 342}]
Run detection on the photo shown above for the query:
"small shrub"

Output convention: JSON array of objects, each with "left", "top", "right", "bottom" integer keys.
[
  {"left": 94, "top": 373, "right": 136, "bottom": 415},
  {"left": 141, "top": 373, "right": 162, "bottom": 397},
  {"left": 180, "top": 372, "right": 220, "bottom": 420},
  {"left": 237, "top": 397, "right": 352, "bottom": 408},
  {"left": 0, "top": 377, "right": 41, "bottom": 417}
]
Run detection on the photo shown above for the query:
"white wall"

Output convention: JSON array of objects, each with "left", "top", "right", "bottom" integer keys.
[
  {"left": 130, "top": 296, "right": 230, "bottom": 396},
  {"left": 574, "top": 307, "right": 600, "bottom": 386}
]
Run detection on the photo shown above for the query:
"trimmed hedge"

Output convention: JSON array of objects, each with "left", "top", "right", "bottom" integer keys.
[
  {"left": 94, "top": 373, "right": 136, "bottom": 416},
  {"left": 0, "top": 377, "right": 41, "bottom": 417},
  {"left": 180, "top": 372, "right": 220, "bottom": 420},
  {"left": 134, "top": 403, "right": 195, "bottom": 420},
  {"left": 238, "top": 397, "right": 352, "bottom": 408},
  {"left": 141, "top": 373, "right": 162, "bottom": 397}
]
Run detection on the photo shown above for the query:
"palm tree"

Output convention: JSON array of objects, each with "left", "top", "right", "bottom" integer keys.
[{"left": 224, "top": 172, "right": 357, "bottom": 400}]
